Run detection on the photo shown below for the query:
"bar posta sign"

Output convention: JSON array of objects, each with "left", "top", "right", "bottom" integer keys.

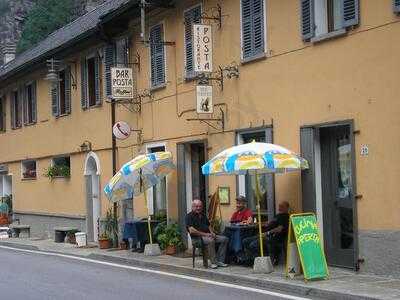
[{"left": 111, "top": 67, "right": 134, "bottom": 99}]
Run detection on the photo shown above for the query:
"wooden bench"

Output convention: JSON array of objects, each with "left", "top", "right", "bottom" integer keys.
[
  {"left": 54, "top": 227, "right": 79, "bottom": 243},
  {"left": 10, "top": 224, "right": 31, "bottom": 238}
]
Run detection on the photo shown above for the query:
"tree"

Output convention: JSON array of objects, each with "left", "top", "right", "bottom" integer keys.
[{"left": 17, "top": 0, "right": 74, "bottom": 53}]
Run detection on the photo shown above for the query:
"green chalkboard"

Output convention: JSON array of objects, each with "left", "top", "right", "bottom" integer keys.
[{"left": 290, "top": 213, "right": 329, "bottom": 280}]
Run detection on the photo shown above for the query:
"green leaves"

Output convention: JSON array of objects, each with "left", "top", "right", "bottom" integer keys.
[{"left": 17, "top": 0, "right": 74, "bottom": 53}]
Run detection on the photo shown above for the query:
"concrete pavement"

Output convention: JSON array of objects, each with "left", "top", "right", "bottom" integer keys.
[{"left": 0, "top": 238, "right": 400, "bottom": 300}]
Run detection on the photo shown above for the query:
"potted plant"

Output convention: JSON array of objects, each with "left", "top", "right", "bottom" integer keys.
[
  {"left": 156, "top": 223, "right": 184, "bottom": 255},
  {"left": 43, "top": 165, "right": 70, "bottom": 180},
  {"left": 101, "top": 208, "right": 119, "bottom": 248},
  {"left": 98, "top": 233, "right": 111, "bottom": 249}
]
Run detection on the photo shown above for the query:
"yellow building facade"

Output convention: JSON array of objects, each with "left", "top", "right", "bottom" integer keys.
[{"left": 0, "top": 0, "right": 399, "bottom": 276}]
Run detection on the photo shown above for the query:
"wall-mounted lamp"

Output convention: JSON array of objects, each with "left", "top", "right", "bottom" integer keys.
[{"left": 79, "top": 140, "right": 92, "bottom": 152}]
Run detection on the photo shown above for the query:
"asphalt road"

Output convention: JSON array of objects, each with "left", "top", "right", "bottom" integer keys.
[{"left": 0, "top": 247, "right": 310, "bottom": 300}]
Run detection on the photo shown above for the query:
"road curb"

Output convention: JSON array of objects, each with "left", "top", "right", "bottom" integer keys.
[
  {"left": 0, "top": 241, "right": 40, "bottom": 251},
  {"left": 87, "top": 253, "right": 379, "bottom": 300},
  {"left": 0, "top": 241, "right": 381, "bottom": 300}
]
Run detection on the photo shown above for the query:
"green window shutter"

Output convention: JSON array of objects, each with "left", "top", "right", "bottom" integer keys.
[
  {"left": 300, "top": 0, "right": 314, "bottom": 41},
  {"left": 252, "top": 0, "right": 265, "bottom": 55},
  {"left": 150, "top": 24, "right": 165, "bottom": 88},
  {"left": 81, "top": 58, "right": 88, "bottom": 109},
  {"left": 104, "top": 44, "right": 116, "bottom": 98},
  {"left": 65, "top": 67, "right": 71, "bottom": 114},
  {"left": 394, "top": 0, "right": 400, "bottom": 13},
  {"left": 32, "top": 81, "right": 37, "bottom": 123},
  {"left": 241, "top": 0, "right": 265, "bottom": 60},
  {"left": 184, "top": 5, "right": 201, "bottom": 77},
  {"left": 342, "top": 0, "right": 359, "bottom": 27},
  {"left": 94, "top": 56, "right": 101, "bottom": 105},
  {"left": 116, "top": 37, "right": 129, "bottom": 67},
  {"left": 242, "top": 0, "right": 253, "bottom": 59},
  {"left": 51, "top": 84, "right": 60, "bottom": 117}
]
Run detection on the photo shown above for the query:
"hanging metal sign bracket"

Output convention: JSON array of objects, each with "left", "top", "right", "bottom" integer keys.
[
  {"left": 200, "top": 4, "right": 223, "bottom": 29},
  {"left": 186, "top": 107, "right": 225, "bottom": 131}
]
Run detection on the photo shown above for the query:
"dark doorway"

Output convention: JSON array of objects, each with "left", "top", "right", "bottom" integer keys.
[
  {"left": 177, "top": 141, "right": 208, "bottom": 245},
  {"left": 320, "top": 124, "right": 355, "bottom": 268}
]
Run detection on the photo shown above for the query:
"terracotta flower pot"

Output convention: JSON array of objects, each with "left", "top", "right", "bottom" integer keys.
[
  {"left": 99, "top": 238, "right": 111, "bottom": 249},
  {"left": 165, "top": 245, "right": 176, "bottom": 255}
]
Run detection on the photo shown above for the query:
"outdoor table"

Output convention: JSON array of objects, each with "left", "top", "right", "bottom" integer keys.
[
  {"left": 224, "top": 224, "right": 257, "bottom": 254},
  {"left": 123, "top": 219, "right": 161, "bottom": 249}
]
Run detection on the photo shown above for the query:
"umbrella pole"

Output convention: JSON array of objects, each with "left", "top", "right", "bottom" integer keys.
[
  {"left": 143, "top": 188, "right": 153, "bottom": 244},
  {"left": 255, "top": 173, "right": 264, "bottom": 257}
]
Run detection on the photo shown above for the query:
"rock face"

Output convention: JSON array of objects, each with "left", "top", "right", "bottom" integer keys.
[{"left": 0, "top": 0, "right": 106, "bottom": 65}]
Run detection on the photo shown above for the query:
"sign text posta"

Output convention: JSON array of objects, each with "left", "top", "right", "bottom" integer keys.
[
  {"left": 193, "top": 24, "right": 213, "bottom": 73},
  {"left": 111, "top": 67, "right": 134, "bottom": 99}
]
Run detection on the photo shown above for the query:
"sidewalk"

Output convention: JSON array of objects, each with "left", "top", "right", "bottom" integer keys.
[{"left": 0, "top": 238, "right": 399, "bottom": 300}]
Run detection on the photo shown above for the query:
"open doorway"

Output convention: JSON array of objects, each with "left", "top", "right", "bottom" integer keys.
[
  {"left": 177, "top": 141, "right": 208, "bottom": 246},
  {"left": 84, "top": 152, "right": 101, "bottom": 242},
  {"left": 301, "top": 121, "right": 357, "bottom": 269}
]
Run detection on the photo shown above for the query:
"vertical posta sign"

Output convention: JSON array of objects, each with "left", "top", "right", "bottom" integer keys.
[
  {"left": 111, "top": 67, "right": 134, "bottom": 99},
  {"left": 193, "top": 24, "right": 213, "bottom": 73}
]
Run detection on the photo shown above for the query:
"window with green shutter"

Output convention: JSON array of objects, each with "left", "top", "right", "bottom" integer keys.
[
  {"left": 82, "top": 55, "right": 102, "bottom": 108},
  {"left": 23, "top": 81, "right": 37, "bottom": 125},
  {"left": 241, "top": 0, "right": 265, "bottom": 61},
  {"left": 301, "top": 0, "right": 359, "bottom": 41},
  {"left": 51, "top": 67, "right": 71, "bottom": 117},
  {"left": 104, "top": 44, "right": 116, "bottom": 98},
  {"left": 184, "top": 5, "right": 202, "bottom": 78},
  {"left": 150, "top": 24, "right": 166, "bottom": 89}
]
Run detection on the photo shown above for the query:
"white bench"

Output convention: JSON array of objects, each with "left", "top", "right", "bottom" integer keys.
[{"left": 10, "top": 224, "right": 31, "bottom": 238}]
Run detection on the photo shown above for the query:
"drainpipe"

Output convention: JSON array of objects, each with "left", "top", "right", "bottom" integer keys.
[{"left": 111, "top": 98, "right": 118, "bottom": 246}]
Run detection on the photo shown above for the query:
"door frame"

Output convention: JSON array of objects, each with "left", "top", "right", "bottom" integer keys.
[
  {"left": 176, "top": 139, "right": 209, "bottom": 246},
  {"left": 84, "top": 152, "right": 102, "bottom": 242},
  {"left": 301, "top": 119, "right": 358, "bottom": 270}
]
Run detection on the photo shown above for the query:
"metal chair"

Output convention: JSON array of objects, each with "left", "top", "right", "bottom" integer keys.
[{"left": 189, "top": 233, "right": 208, "bottom": 268}]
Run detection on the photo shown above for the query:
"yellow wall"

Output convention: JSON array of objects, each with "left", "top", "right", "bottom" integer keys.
[
  {"left": 128, "top": 0, "right": 400, "bottom": 231},
  {"left": 0, "top": 0, "right": 399, "bottom": 232}
]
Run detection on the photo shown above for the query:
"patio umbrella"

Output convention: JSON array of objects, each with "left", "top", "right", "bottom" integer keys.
[
  {"left": 104, "top": 151, "right": 175, "bottom": 244},
  {"left": 202, "top": 141, "right": 308, "bottom": 257}
]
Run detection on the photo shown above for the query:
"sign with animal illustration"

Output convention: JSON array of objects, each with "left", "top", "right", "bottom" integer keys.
[
  {"left": 193, "top": 24, "right": 213, "bottom": 73},
  {"left": 111, "top": 67, "right": 134, "bottom": 99},
  {"left": 196, "top": 85, "right": 213, "bottom": 114},
  {"left": 286, "top": 213, "right": 329, "bottom": 281}
]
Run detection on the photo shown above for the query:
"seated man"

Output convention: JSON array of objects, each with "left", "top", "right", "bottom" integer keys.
[
  {"left": 242, "top": 201, "right": 290, "bottom": 265},
  {"left": 186, "top": 199, "right": 229, "bottom": 269},
  {"left": 230, "top": 196, "right": 253, "bottom": 224}
]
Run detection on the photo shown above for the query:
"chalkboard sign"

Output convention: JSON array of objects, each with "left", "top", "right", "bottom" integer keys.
[{"left": 288, "top": 213, "right": 329, "bottom": 280}]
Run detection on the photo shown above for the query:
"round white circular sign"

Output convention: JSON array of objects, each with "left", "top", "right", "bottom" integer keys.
[{"left": 113, "top": 121, "right": 131, "bottom": 140}]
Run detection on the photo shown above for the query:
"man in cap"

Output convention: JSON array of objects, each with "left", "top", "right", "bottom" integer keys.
[{"left": 230, "top": 196, "right": 253, "bottom": 224}]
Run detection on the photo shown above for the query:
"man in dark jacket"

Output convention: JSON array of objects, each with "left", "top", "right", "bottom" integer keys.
[
  {"left": 242, "top": 201, "right": 290, "bottom": 265},
  {"left": 186, "top": 199, "right": 228, "bottom": 269}
]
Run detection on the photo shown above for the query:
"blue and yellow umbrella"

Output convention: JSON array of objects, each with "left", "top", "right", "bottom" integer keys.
[
  {"left": 202, "top": 142, "right": 308, "bottom": 257},
  {"left": 104, "top": 151, "right": 175, "bottom": 244}
]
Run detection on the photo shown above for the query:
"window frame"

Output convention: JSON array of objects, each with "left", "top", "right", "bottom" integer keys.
[
  {"left": 11, "top": 89, "right": 22, "bottom": 129},
  {"left": 51, "top": 156, "right": 71, "bottom": 178},
  {"left": 236, "top": 127, "right": 275, "bottom": 220},
  {"left": 183, "top": 3, "right": 202, "bottom": 80},
  {"left": 21, "top": 160, "right": 37, "bottom": 180},
  {"left": 0, "top": 95, "right": 5, "bottom": 132},
  {"left": 146, "top": 143, "right": 168, "bottom": 217},
  {"left": 86, "top": 55, "right": 98, "bottom": 107},
  {"left": 24, "top": 81, "right": 37, "bottom": 125},
  {"left": 58, "top": 68, "right": 68, "bottom": 116},
  {"left": 149, "top": 22, "right": 167, "bottom": 90},
  {"left": 240, "top": 0, "right": 267, "bottom": 63}
]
